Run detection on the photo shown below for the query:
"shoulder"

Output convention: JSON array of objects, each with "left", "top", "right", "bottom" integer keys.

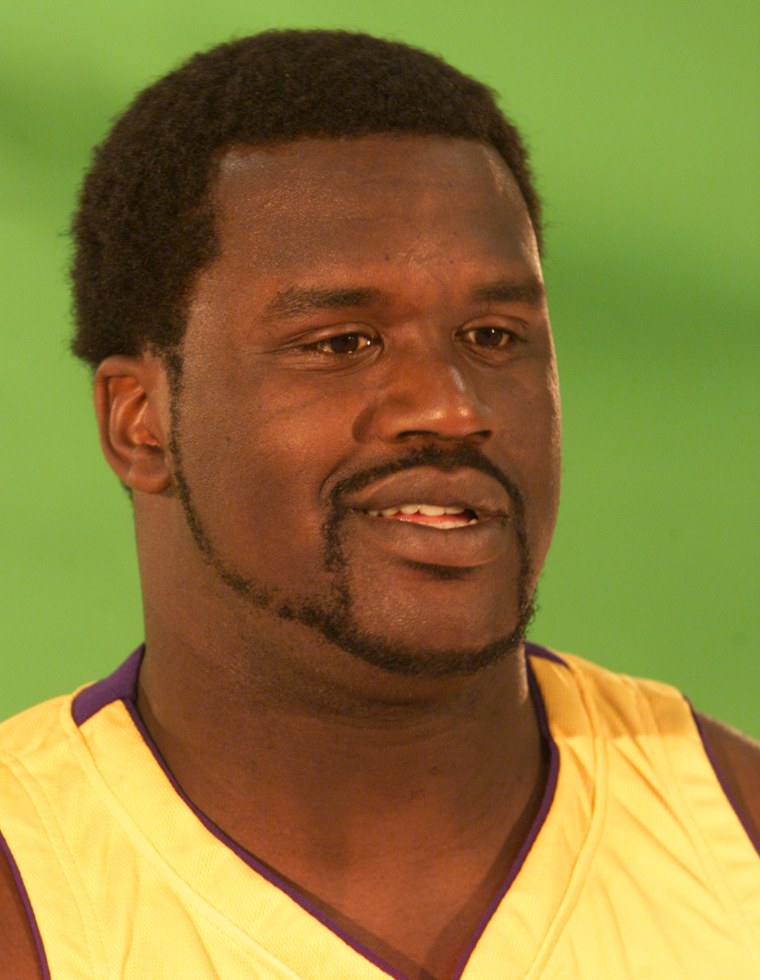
[
  {"left": 695, "top": 712, "right": 760, "bottom": 851},
  {"left": 0, "top": 697, "right": 82, "bottom": 978},
  {"left": 536, "top": 650, "right": 760, "bottom": 850},
  {"left": 0, "top": 694, "right": 74, "bottom": 761},
  {"left": 0, "top": 842, "right": 44, "bottom": 978}
]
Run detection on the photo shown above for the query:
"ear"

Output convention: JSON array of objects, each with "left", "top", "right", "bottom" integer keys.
[{"left": 93, "top": 354, "right": 173, "bottom": 494}]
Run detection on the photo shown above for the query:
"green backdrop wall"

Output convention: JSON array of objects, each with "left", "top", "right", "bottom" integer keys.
[{"left": 2, "top": 1, "right": 758, "bottom": 733}]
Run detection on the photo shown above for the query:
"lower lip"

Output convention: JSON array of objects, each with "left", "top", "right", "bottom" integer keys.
[{"left": 349, "top": 511, "right": 511, "bottom": 568}]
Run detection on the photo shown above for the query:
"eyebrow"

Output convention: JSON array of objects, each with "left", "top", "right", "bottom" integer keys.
[
  {"left": 262, "top": 277, "right": 546, "bottom": 320},
  {"left": 470, "top": 278, "right": 546, "bottom": 305},
  {"left": 262, "top": 286, "right": 383, "bottom": 320}
]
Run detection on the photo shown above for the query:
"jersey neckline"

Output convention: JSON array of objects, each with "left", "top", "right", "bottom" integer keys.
[{"left": 71, "top": 644, "right": 595, "bottom": 978}]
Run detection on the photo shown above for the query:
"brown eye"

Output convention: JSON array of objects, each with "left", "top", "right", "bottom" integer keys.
[
  {"left": 316, "top": 333, "right": 373, "bottom": 355},
  {"left": 468, "top": 327, "right": 512, "bottom": 349}
]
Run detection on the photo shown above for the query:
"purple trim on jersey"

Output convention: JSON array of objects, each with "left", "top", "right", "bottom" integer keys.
[
  {"left": 71, "top": 646, "right": 143, "bottom": 725},
  {"left": 72, "top": 641, "right": 560, "bottom": 976},
  {"left": 451, "top": 645, "right": 561, "bottom": 977},
  {"left": 689, "top": 703, "right": 760, "bottom": 858},
  {"left": 120, "top": 695, "right": 407, "bottom": 979},
  {"left": 0, "top": 828, "right": 51, "bottom": 979},
  {"left": 524, "top": 641, "right": 569, "bottom": 668},
  {"left": 70, "top": 649, "right": 405, "bottom": 974}
]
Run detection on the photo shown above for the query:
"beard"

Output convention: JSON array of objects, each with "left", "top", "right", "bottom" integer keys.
[{"left": 168, "top": 388, "right": 535, "bottom": 679}]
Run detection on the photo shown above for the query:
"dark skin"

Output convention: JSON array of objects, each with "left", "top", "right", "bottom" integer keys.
[{"left": 2, "top": 136, "right": 759, "bottom": 979}]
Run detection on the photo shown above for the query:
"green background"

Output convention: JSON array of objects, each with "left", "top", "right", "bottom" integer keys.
[{"left": 2, "top": 1, "right": 758, "bottom": 732}]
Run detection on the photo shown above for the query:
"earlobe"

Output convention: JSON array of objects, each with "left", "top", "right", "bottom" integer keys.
[{"left": 94, "top": 354, "right": 173, "bottom": 494}]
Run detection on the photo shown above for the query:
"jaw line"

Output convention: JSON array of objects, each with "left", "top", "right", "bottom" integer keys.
[{"left": 168, "top": 388, "right": 536, "bottom": 677}]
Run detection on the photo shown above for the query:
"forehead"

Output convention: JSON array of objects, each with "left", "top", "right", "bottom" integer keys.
[
  {"left": 218, "top": 135, "right": 518, "bottom": 197},
  {"left": 210, "top": 135, "right": 539, "bottom": 268}
]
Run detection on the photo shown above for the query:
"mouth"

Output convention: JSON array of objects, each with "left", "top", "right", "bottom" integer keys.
[
  {"left": 338, "top": 468, "right": 515, "bottom": 568},
  {"left": 363, "top": 503, "right": 483, "bottom": 530},
  {"left": 349, "top": 500, "right": 510, "bottom": 570},
  {"left": 345, "top": 467, "right": 511, "bottom": 529}
]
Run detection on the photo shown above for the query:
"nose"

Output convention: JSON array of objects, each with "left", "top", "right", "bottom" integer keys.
[{"left": 355, "top": 349, "right": 495, "bottom": 445}]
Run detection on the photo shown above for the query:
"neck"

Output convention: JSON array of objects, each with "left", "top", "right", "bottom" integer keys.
[
  {"left": 137, "top": 608, "right": 548, "bottom": 979},
  {"left": 137, "top": 602, "right": 544, "bottom": 859}
]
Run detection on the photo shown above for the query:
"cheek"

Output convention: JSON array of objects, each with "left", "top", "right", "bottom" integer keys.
[
  {"left": 504, "top": 373, "right": 561, "bottom": 565},
  {"left": 173, "top": 369, "right": 356, "bottom": 567}
]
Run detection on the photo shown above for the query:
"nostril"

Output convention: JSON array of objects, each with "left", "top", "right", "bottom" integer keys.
[{"left": 396, "top": 429, "right": 492, "bottom": 444}]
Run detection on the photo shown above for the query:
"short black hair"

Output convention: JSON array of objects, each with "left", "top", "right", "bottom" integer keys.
[{"left": 71, "top": 29, "right": 543, "bottom": 368}]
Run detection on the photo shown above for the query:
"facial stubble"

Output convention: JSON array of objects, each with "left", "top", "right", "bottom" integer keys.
[{"left": 167, "top": 385, "right": 536, "bottom": 678}]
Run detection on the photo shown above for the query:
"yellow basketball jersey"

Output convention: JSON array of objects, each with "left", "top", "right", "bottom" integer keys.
[{"left": 1, "top": 645, "right": 758, "bottom": 978}]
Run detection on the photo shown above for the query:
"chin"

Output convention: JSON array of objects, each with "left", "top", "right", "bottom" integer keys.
[
  {"left": 286, "top": 588, "right": 534, "bottom": 679},
  {"left": 338, "top": 626, "right": 528, "bottom": 678},
  {"left": 270, "top": 548, "right": 536, "bottom": 678}
]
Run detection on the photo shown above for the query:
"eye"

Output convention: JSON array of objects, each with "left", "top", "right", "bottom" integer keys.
[
  {"left": 461, "top": 326, "right": 515, "bottom": 350},
  {"left": 312, "top": 332, "right": 376, "bottom": 355}
]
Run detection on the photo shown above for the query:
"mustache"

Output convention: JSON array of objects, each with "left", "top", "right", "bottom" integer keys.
[{"left": 329, "top": 443, "right": 526, "bottom": 516}]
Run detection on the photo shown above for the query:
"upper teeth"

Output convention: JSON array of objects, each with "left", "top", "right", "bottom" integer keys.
[{"left": 367, "top": 504, "right": 468, "bottom": 517}]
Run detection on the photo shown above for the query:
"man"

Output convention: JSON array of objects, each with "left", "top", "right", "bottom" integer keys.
[{"left": 1, "top": 29, "right": 758, "bottom": 978}]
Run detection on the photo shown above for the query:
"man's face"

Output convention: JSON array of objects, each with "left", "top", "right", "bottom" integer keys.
[{"left": 169, "top": 135, "right": 561, "bottom": 676}]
